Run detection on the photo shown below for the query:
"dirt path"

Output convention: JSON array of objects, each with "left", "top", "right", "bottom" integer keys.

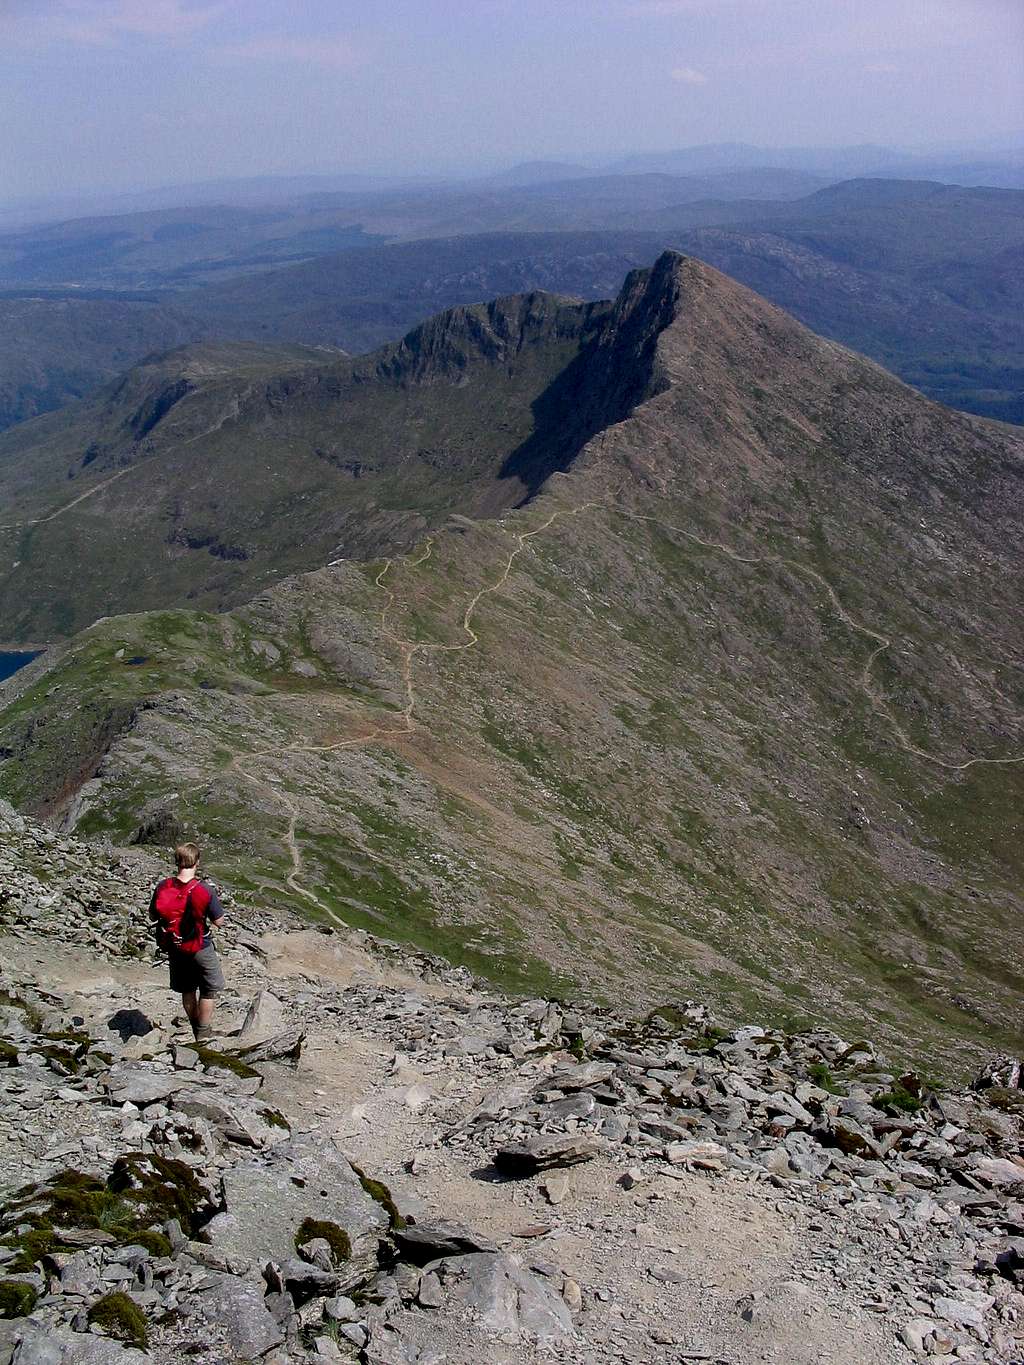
[
  {"left": 610, "top": 504, "right": 1024, "bottom": 774},
  {"left": 228, "top": 500, "right": 602, "bottom": 912},
  {"left": 0, "top": 468, "right": 133, "bottom": 533}
]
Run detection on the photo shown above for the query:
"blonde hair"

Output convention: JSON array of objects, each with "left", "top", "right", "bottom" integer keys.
[{"left": 174, "top": 842, "right": 200, "bottom": 870}]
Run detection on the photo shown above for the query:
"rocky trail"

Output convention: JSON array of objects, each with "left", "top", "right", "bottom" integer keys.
[{"left": 0, "top": 800, "right": 1022, "bottom": 1364}]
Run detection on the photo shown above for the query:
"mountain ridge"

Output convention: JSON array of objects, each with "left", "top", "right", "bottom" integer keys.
[{"left": 2, "top": 253, "right": 1023, "bottom": 1073}]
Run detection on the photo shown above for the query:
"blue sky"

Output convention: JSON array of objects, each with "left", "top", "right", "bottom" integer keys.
[{"left": 1, "top": 0, "right": 1021, "bottom": 197}]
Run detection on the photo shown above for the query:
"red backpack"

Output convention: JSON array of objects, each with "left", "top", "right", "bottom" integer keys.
[{"left": 152, "top": 877, "right": 211, "bottom": 954}]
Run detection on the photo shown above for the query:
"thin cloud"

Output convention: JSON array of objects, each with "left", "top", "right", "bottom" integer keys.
[
  {"left": 18, "top": 1, "right": 226, "bottom": 46},
  {"left": 218, "top": 34, "right": 362, "bottom": 69},
  {"left": 670, "top": 65, "right": 708, "bottom": 85},
  {"left": 864, "top": 61, "right": 900, "bottom": 74},
  {"left": 630, "top": 0, "right": 765, "bottom": 14}
]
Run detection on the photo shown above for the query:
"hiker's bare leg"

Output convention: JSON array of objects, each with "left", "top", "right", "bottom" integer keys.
[
  {"left": 196, "top": 997, "right": 216, "bottom": 1030},
  {"left": 181, "top": 991, "right": 199, "bottom": 1027}
]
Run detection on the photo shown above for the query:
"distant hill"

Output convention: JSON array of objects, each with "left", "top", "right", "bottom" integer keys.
[
  {"left": 182, "top": 181, "right": 1024, "bottom": 424},
  {"left": 0, "top": 168, "right": 828, "bottom": 292},
  {"left": 0, "top": 291, "right": 206, "bottom": 431},
  {"left": 0, "top": 205, "right": 383, "bottom": 290}
]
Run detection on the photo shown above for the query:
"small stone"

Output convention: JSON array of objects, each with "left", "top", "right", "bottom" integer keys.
[
  {"left": 324, "top": 1294, "right": 357, "bottom": 1321},
  {"left": 901, "top": 1317, "right": 937, "bottom": 1354},
  {"left": 562, "top": 1277, "right": 583, "bottom": 1312},
  {"left": 543, "top": 1173, "right": 570, "bottom": 1205}
]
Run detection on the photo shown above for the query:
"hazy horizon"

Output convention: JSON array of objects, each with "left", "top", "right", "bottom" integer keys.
[{"left": 1, "top": 0, "right": 1021, "bottom": 202}]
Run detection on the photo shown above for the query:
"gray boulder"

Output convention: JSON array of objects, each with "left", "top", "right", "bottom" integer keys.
[
  {"left": 231, "top": 1028, "right": 305, "bottom": 1067},
  {"left": 2, "top": 1321, "right": 146, "bottom": 1364},
  {"left": 239, "top": 991, "right": 289, "bottom": 1042},
  {"left": 172, "top": 1092, "right": 291, "bottom": 1146},
  {"left": 420, "top": 1251, "right": 574, "bottom": 1339},
  {"left": 494, "top": 1134, "right": 603, "bottom": 1176},
  {"left": 205, "top": 1134, "right": 388, "bottom": 1291},
  {"left": 393, "top": 1219, "right": 498, "bottom": 1264},
  {"left": 195, "top": 1273, "right": 284, "bottom": 1360}
]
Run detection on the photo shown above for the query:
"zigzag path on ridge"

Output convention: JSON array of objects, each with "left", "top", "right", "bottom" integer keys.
[
  {"left": 225, "top": 480, "right": 1024, "bottom": 915},
  {"left": 0, "top": 469, "right": 132, "bottom": 532}
]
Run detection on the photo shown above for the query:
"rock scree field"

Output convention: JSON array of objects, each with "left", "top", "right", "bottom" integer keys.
[{"left": 0, "top": 798, "right": 1022, "bottom": 1362}]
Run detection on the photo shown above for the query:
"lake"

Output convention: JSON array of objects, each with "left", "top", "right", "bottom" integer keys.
[{"left": 0, "top": 651, "right": 41, "bottom": 682}]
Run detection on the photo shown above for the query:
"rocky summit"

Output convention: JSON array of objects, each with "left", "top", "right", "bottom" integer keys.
[{"left": 0, "top": 800, "right": 1023, "bottom": 1365}]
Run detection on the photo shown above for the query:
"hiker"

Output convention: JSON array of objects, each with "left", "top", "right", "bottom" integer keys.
[{"left": 149, "top": 842, "right": 226, "bottom": 1041}]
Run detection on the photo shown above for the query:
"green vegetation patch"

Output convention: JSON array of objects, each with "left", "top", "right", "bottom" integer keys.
[
  {"left": 191, "top": 1045, "right": 261, "bottom": 1081},
  {"left": 351, "top": 1165, "right": 406, "bottom": 1230},
  {"left": 107, "top": 1153, "right": 209, "bottom": 1234},
  {"left": 295, "top": 1217, "right": 351, "bottom": 1264},
  {"left": 808, "top": 1062, "right": 843, "bottom": 1095},
  {"left": 0, "top": 1154, "right": 210, "bottom": 1273},
  {"left": 88, "top": 1291, "right": 148, "bottom": 1349},
  {"left": 0, "top": 1280, "right": 38, "bottom": 1319},
  {"left": 875, "top": 1077, "right": 927, "bottom": 1115}
]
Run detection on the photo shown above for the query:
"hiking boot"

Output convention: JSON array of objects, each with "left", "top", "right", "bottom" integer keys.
[{"left": 193, "top": 1024, "right": 214, "bottom": 1043}]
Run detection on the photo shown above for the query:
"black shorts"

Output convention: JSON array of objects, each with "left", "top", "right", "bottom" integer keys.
[{"left": 167, "top": 943, "right": 225, "bottom": 998}]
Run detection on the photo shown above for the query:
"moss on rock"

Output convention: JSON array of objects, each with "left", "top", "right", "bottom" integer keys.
[
  {"left": 191, "top": 1045, "right": 261, "bottom": 1081},
  {"left": 0, "top": 1280, "right": 38, "bottom": 1318},
  {"left": 352, "top": 1167, "right": 406, "bottom": 1230},
  {"left": 986, "top": 1087, "right": 1024, "bottom": 1114},
  {"left": 108, "top": 1152, "right": 209, "bottom": 1235},
  {"left": 1, "top": 1157, "right": 208, "bottom": 1270},
  {"left": 295, "top": 1217, "right": 351, "bottom": 1264},
  {"left": 2, "top": 1227, "right": 58, "bottom": 1273},
  {"left": 88, "top": 1291, "right": 148, "bottom": 1348},
  {"left": 131, "top": 1228, "right": 172, "bottom": 1258}
]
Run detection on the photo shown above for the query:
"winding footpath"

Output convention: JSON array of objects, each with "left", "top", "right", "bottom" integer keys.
[
  {"left": 610, "top": 505, "right": 1024, "bottom": 775},
  {"left": 228, "top": 489, "right": 1023, "bottom": 911},
  {"left": 229, "top": 500, "right": 601, "bottom": 916}
]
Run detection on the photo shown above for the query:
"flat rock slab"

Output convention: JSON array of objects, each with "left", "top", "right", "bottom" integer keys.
[
  {"left": 172, "top": 1092, "right": 291, "bottom": 1147},
  {"left": 102, "top": 1063, "right": 213, "bottom": 1107},
  {"left": 545, "top": 1061, "right": 617, "bottom": 1091},
  {"left": 229, "top": 1027, "right": 305, "bottom": 1066},
  {"left": 205, "top": 1133, "right": 388, "bottom": 1286},
  {"left": 420, "top": 1251, "right": 574, "bottom": 1340},
  {"left": 195, "top": 1272, "right": 283, "bottom": 1359},
  {"left": 393, "top": 1218, "right": 498, "bottom": 1264},
  {"left": 494, "top": 1134, "right": 603, "bottom": 1176}
]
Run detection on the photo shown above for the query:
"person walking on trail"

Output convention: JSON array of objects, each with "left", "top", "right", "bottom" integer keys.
[{"left": 149, "top": 842, "right": 226, "bottom": 1041}]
